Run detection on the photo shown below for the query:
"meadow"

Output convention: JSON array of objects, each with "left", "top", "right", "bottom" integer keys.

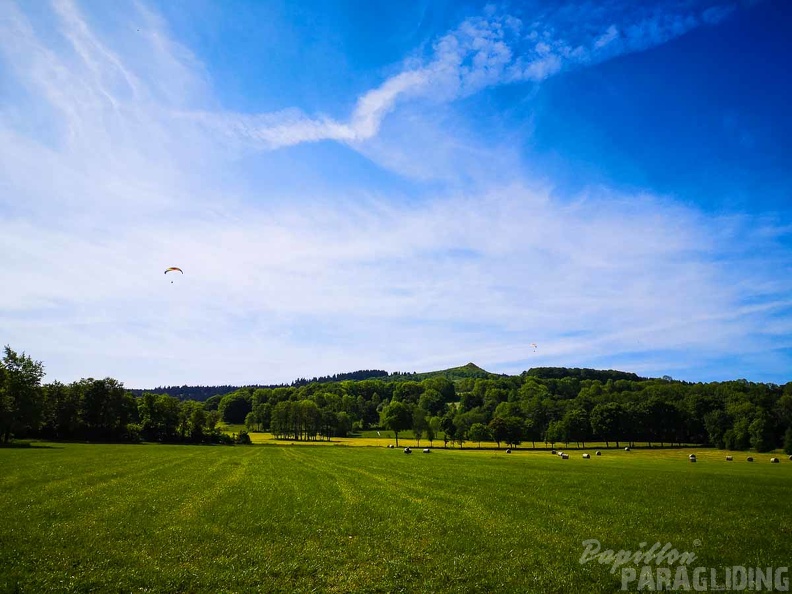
[{"left": 0, "top": 443, "right": 790, "bottom": 593}]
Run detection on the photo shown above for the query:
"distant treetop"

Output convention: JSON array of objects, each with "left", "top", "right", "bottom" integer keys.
[{"left": 523, "top": 367, "right": 645, "bottom": 382}]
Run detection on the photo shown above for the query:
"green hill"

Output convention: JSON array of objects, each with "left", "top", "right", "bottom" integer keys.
[{"left": 387, "top": 362, "right": 499, "bottom": 382}]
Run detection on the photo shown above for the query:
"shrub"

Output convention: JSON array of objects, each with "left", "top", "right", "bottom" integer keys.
[{"left": 124, "top": 423, "right": 142, "bottom": 443}]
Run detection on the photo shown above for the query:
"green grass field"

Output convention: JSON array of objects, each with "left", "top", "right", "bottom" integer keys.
[{"left": 1, "top": 443, "right": 789, "bottom": 593}]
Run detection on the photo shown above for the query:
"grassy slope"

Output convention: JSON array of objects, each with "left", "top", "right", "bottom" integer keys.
[{"left": 0, "top": 444, "right": 789, "bottom": 593}]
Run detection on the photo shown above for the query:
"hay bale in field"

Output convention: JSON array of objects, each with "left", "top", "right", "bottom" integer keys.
[
  {"left": 689, "top": 454, "right": 697, "bottom": 461},
  {"left": 387, "top": 444, "right": 394, "bottom": 448},
  {"left": 506, "top": 448, "right": 511, "bottom": 454},
  {"left": 770, "top": 457, "right": 779, "bottom": 463},
  {"left": 726, "top": 456, "right": 733, "bottom": 461},
  {"left": 551, "top": 449, "right": 557, "bottom": 454},
  {"left": 423, "top": 448, "right": 430, "bottom": 454},
  {"left": 561, "top": 453, "right": 569, "bottom": 459},
  {"left": 582, "top": 454, "right": 590, "bottom": 459},
  {"left": 624, "top": 446, "right": 630, "bottom": 451},
  {"left": 689, "top": 458, "right": 697, "bottom": 462},
  {"left": 596, "top": 451, "right": 601, "bottom": 456},
  {"left": 746, "top": 456, "right": 754, "bottom": 462},
  {"left": 404, "top": 447, "right": 412, "bottom": 454}
]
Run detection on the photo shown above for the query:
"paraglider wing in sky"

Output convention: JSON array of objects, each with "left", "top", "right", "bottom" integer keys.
[{"left": 164, "top": 267, "right": 183, "bottom": 283}]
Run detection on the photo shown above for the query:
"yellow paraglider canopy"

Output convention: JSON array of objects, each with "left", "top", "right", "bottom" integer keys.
[{"left": 164, "top": 267, "right": 183, "bottom": 283}]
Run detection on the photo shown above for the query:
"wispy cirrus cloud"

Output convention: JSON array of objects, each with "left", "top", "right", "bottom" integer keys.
[
  {"left": 0, "top": 0, "right": 789, "bottom": 387},
  {"left": 191, "top": 1, "right": 745, "bottom": 152}
]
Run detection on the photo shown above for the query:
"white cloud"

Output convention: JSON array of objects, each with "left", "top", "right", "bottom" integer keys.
[
  {"left": 187, "top": 1, "right": 746, "bottom": 154},
  {"left": 594, "top": 25, "right": 619, "bottom": 50},
  {"left": 0, "top": 0, "right": 789, "bottom": 387}
]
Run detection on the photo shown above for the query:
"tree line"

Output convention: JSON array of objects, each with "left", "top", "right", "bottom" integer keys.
[
  {"left": 182, "top": 368, "right": 792, "bottom": 453},
  {"left": 2, "top": 346, "right": 791, "bottom": 454},
  {"left": 0, "top": 347, "right": 250, "bottom": 444}
]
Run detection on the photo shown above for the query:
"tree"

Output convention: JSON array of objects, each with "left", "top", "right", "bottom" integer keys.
[
  {"left": 418, "top": 389, "right": 444, "bottom": 417},
  {"left": 413, "top": 407, "right": 428, "bottom": 446},
  {"left": 468, "top": 423, "right": 491, "bottom": 448},
  {"left": 77, "top": 378, "right": 132, "bottom": 440},
  {"left": 440, "top": 414, "right": 455, "bottom": 448},
  {"left": 421, "top": 377, "right": 455, "bottom": 403},
  {"left": 563, "top": 408, "right": 590, "bottom": 447},
  {"left": 252, "top": 388, "right": 273, "bottom": 407},
  {"left": 784, "top": 426, "right": 792, "bottom": 456},
  {"left": 218, "top": 392, "right": 252, "bottom": 424},
  {"left": 335, "top": 411, "right": 351, "bottom": 438},
  {"left": 42, "top": 381, "right": 81, "bottom": 439},
  {"left": 253, "top": 403, "right": 271, "bottom": 431},
  {"left": 427, "top": 416, "right": 440, "bottom": 447},
  {"left": 452, "top": 411, "right": 474, "bottom": 447},
  {"left": 189, "top": 405, "right": 206, "bottom": 441},
  {"left": 724, "top": 415, "right": 751, "bottom": 451},
  {"left": 381, "top": 401, "right": 411, "bottom": 447},
  {"left": 590, "top": 402, "right": 625, "bottom": 448},
  {"left": 138, "top": 392, "right": 160, "bottom": 441},
  {"left": 203, "top": 394, "right": 223, "bottom": 411},
  {"left": 206, "top": 410, "right": 220, "bottom": 434},
  {"left": 545, "top": 419, "right": 564, "bottom": 448},
  {"left": 749, "top": 411, "right": 774, "bottom": 453},
  {"left": 393, "top": 382, "right": 423, "bottom": 405},
  {"left": 504, "top": 416, "right": 524, "bottom": 448},
  {"left": 0, "top": 346, "right": 46, "bottom": 443},
  {"left": 704, "top": 410, "right": 730, "bottom": 449},
  {"left": 270, "top": 401, "right": 291, "bottom": 439},
  {"left": 299, "top": 399, "right": 321, "bottom": 440},
  {"left": 459, "top": 392, "right": 483, "bottom": 412},
  {"left": 157, "top": 395, "right": 181, "bottom": 441},
  {"left": 488, "top": 417, "right": 508, "bottom": 449}
]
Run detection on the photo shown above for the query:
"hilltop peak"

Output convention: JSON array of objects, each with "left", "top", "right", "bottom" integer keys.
[{"left": 461, "top": 362, "right": 486, "bottom": 371}]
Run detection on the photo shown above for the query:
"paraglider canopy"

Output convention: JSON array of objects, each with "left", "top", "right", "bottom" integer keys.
[
  {"left": 530, "top": 343, "right": 538, "bottom": 352},
  {"left": 164, "top": 267, "right": 183, "bottom": 283}
]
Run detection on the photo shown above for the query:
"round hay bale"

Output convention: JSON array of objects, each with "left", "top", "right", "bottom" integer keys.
[
  {"left": 689, "top": 458, "right": 697, "bottom": 463},
  {"left": 506, "top": 448, "right": 511, "bottom": 454},
  {"left": 624, "top": 446, "right": 630, "bottom": 451},
  {"left": 595, "top": 451, "right": 601, "bottom": 456},
  {"left": 746, "top": 456, "right": 754, "bottom": 462},
  {"left": 403, "top": 447, "right": 412, "bottom": 454},
  {"left": 726, "top": 456, "right": 733, "bottom": 461},
  {"left": 551, "top": 449, "right": 557, "bottom": 455},
  {"left": 423, "top": 448, "right": 430, "bottom": 454},
  {"left": 582, "top": 453, "right": 591, "bottom": 459},
  {"left": 561, "top": 453, "right": 569, "bottom": 459},
  {"left": 689, "top": 454, "right": 697, "bottom": 460},
  {"left": 771, "top": 457, "right": 780, "bottom": 463}
]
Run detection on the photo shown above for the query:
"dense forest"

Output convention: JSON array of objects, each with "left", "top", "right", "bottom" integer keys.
[
  {"left": 2, "top": 347, "right": 791, "bottom": 453},
  {"left": 127, "top": 366, "right": 489, "bottom": 401}
]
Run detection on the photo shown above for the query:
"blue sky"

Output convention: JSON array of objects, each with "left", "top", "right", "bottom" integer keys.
[{"left": 1, "top": 0, "right": 791, "bottom": 387}]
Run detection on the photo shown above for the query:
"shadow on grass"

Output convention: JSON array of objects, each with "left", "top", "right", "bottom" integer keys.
[{"left": 0, "top": 440, "right": 63, "bottom": 449}]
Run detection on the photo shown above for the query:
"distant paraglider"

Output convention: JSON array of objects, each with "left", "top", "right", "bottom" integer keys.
[
  {"left": 530, "top": 343, "right": 538, "bottom": 352},
  {"left": 165, "top": 267, "right": 183, "bottom": 283}
]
